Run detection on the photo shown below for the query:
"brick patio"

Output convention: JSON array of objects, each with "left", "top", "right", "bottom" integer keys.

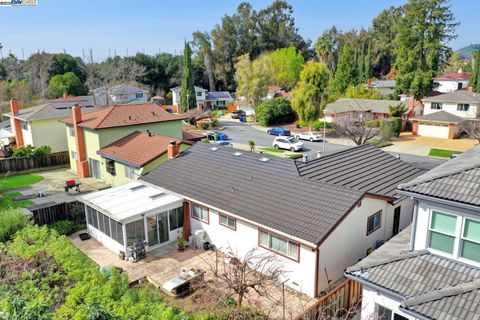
[{"left": 70, "top": 231, "right": 317, "bottom": 319}]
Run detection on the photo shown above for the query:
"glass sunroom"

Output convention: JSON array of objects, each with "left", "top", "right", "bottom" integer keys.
[{"left": 79, "top": 182, "right": 185, "bottom": 257}]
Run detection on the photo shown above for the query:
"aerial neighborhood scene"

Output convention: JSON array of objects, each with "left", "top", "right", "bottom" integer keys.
[{"left": 1, "top": 0, "right": 480, "bottom": 319}]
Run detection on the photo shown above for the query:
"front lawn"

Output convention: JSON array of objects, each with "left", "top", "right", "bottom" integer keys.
[
  {"left": 259, "top": 147, "right": 284, "bottom": 153},
  {"left": 0, "top": 173, "right": 43, "bottom": 190},
  {"left": 0, "top": 192, "right": 34, "bottom": 209},
  {"left": 429, "top": 148, "right": 462, "bottom": 158}
]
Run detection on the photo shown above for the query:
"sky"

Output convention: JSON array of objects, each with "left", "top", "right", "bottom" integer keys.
[{"left": 0, "top": 0, "right": 478, "bottom": 62}]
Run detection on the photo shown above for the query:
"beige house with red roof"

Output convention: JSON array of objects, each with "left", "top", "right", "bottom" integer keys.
[{"left": 61, "top": 103, "right": 187, "bottom": 186}]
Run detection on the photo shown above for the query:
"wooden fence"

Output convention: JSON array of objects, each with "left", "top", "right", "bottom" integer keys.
[
  {"left": 29, "top": 201, "right": 85, "bottom": 226},
  {"left": 0, "top": 151, "right": 69, "bottom": 175},
  {"left": 295, "top": 279, "right": 362, "bottom": 320}
]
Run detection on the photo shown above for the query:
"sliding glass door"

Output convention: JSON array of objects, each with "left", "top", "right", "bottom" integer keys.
[{"left": 146, "top": 212, "right": 169, "bottom": 247}]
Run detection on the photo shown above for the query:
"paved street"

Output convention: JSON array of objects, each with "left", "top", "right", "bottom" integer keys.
[{"left": 220, "top": 120, "right": 447, "bottom": 170}]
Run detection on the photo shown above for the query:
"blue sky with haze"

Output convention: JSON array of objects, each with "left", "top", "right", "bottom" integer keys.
[{"left": 0, "top": 0, "right": 477, "bottom": 61}]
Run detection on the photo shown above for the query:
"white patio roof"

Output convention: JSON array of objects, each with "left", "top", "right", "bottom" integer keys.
[{"left": 79, "top": 182, "right": 184, "bottom": 223}]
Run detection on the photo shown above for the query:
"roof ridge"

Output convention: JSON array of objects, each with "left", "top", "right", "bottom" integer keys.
[
  {"left": 346, "top": 250, "right": 429, "bottom": 273},
  {"left": 402, "top": 278, "right": 480, "bottom": 308},
  {"left": 94, "top": 105, "right": 118, "bottom": 129}
]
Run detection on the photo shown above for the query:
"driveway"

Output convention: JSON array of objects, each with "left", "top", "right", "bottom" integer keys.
[{"left": 390, "top": 132, "right": 478, "bottom": 152}]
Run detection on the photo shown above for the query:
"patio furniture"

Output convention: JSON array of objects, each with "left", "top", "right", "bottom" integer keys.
[
  {"left": 162, "top": 267, "right": 205, "bottom": 297},
  {"left": 127, "top": 240, "right": 146, "bottom": 262},
  {"left": 64, "top": 179, "right": 81, "bottom": 194}
]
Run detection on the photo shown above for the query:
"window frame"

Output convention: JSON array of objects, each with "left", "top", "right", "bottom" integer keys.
[
  {"left": 106, "top": 159, "right": 116, "bottom": 176},
  {"left": 219, "top": 213, "right": 236, "bottom": 230},
  {"left": 20, "top": 120, "right": 28, "bottom": 130},
  {"left": 69, "top": 126, "right": 75, "bottom": 137},
  {"left": 258, "top": 229, "right": 300, "bottom": 262},
  {"left": 374, "top": 304, "right": 408, "bottom": 320},
  {"left": 366, "top": 210, "right": 382, "bottom": 235},
  {"left": 428, "top": 210, "right": 457, "bottom": 255},
  {"left": 457, "top": 103, "right": 470, "bottom": 111},
  {"left": 70, "top": 150, "right": 77, "bottom": 161},
  {"left": 191, "top": 203, "right": 209, "bottom": 224},
  {"left": 460, "top": 218, "right": 480, "bottom": 263},
  {"left": 169, "top": 207, "right": 184, "bottom": 231},
  {"left": 124, "top": 165, "right": 136, "bottom": 179},
  {"left": 431, "top": 102, "right": 443, "bottom": 110},
  {"left": 135, "top": 92, "right": 144, "bottom": 99}
]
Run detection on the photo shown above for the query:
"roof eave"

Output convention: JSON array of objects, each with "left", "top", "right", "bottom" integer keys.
[
  {"left": 344, "top": 273, "right": 406, "bottom": 301},
  {"left": 396, "top": 189, "right": 480, "bottom": 212},
  {"left": 398, "top": 306, "right": 433, "bottom": 320},
  {"left": 96, "top": 152, "right": 143, "bottom": 169}
]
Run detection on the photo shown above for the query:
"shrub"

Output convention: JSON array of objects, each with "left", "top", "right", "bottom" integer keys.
[
  {"left": 256, "top": 98, "right": 296, "bottom": 126},
  {"left": 212, "top": 118, "right": 218, "bottom": 127},
  {"left": 200, "top": 122, "right": 210, "bottom": 130},
  {"left": 312, "top": 120, "right": 335, "bottom": 131},
  {"left": 379, "top": 118, "right": 402, "bottom": 140},
  {"left": 0, "top": 208, "right": 31, "bottom": 242},
  {"left": 49, "top": 220, "right": 76, "bottom": 235},
  {"left": 13, "top": 145, "right": 52, "bottom": 158}
]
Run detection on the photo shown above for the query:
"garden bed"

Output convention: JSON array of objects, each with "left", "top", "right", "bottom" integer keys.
[{"left": 428, "top": 148, "right": 462, "bottom": 158}]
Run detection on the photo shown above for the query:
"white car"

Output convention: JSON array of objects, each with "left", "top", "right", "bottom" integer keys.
[
  {"left": 295, "top": 131, "right": 323, "bottom": 142},
  {"left": 272, "top": 136, "right": 304, "bottom": 152}
]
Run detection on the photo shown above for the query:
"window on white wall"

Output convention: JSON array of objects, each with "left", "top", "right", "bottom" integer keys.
[
  {"left": 429, "top": 211, "right": 457, "bottom": 254},
  {"left": 69, "top": 126, "right": 75, "bottom": 137},
  {"left": 20, "top": 121, "right": 28, "bottom": 130},
  {"left": 457, "top": 103, "right": 470, "bottom": 111},
  {"left": 169, "top": 207, "right": 184, "bottom": 230},
  {"left": 366, "top": 211, "right": 382, "bottom": 235},
  {"left": 124, "top": 166, "right": 136, "bottom": 179},
  {"left": 219, "top": 213, "right": 236, "bottom": 230},
  {"left": 461, "top": 219, "right": 480, "bottom": 262},
  {"left": 259, "top": 230, "right": 299, "bottom": 261},
  {"left": 374, "top": 304, "right": 408, "bottom": 320},
  {"left": 431, "top": 102, "right": 443, "bottom": 110},
  {"left": 70, "top": 150, "right": 77, "bottom": 161},
  {"left": 192, "top": 203, "right": 208, "bottom": 223}
]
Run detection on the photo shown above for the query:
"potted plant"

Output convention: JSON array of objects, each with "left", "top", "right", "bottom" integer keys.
[{"left": 177, "top": 235, "right": 187, "bottom": 251}]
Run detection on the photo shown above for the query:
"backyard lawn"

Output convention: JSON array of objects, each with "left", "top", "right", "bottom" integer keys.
[
  {"left": 0, "top": 192, "right": 33, "bottom": 209},
  {"left": 429, "top": 148, "right": 462, "bottom": 158},
  {"left": 0, "top": 173, "right": 43, "bottom": 190}
]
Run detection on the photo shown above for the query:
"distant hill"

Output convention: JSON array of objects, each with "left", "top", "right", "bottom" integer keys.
[{"left": 455, "top": 44, "right": 480, "bottom": 58}]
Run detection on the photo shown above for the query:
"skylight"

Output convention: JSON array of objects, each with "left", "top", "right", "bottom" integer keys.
[
  {"left": 210, "top": 147, "right": 219, "bottom": 151},
  {"left": 259, "top": 157, "right": 270, "bottom": 162},
  {"left": 130, "top": 184, "right": 147, "bottom": 191},
  {"left": 233, "top": 152, "right": 243, "bottom": 157},
  {"left": 150, "top": 192, "right": 166, "bottom": 200}
]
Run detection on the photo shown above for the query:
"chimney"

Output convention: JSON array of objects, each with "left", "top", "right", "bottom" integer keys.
[
  {"left": 409, "top": 96, "right": 415, "bottom": 111},
  {"left": 72, "top": 105, "right": 90, "bottom": 178},
  {"left": 63, "top": 92, "right": 68, "bottom": 99},
  {"left": 468, "top": 86, "right": 474, "bottom": 93},
  {"left": 167, "top": 140, "right": 180, "bottom": 159},
  {"left": 10, "top": 99, "right": 24, "bottom": 147}
]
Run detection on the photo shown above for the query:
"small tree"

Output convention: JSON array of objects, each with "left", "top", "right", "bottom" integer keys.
[
  {"left": 256, "top": 98, "right": 296, "bottom": 126},
  {"left": 336, "top": 117, "right": 380, "bottom": 146},
  {"left": 389, "top": 103, "right": 408, "bottom": 117},
  {"left": 180, "top": 41, "right": 197, "bottom": 112},
  {"left": 248, "top": 140, "right": 255, "bottom": 152},
  {"left": 47, "top": 72, "right": 88, "bottom": 98},
  {"left": 459, "top": 120, "right": 480, "bottom": 143}
]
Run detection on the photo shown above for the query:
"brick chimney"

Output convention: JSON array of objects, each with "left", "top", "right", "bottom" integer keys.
[
  {"left": 167, "top": 140, "right": 180, "bottom": 159},
  {"left": 10, "top": 99, "right": 24, "bottom": 147},
  {"left": 72, "top": 105, "right": 90, "bottom": 178},
  {"left": 468, "top": 86, "right": 474, "bottom": 93}
]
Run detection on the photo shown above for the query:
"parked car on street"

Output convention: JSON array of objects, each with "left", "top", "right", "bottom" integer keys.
[
  {"left": 205, "top": 131, "right": 228, "bottom": 141},
  {"left": 210, "top": 140, "right": 233, "bottom": 147},
  {"left": 231, "top": 110, "right": 246, "bottom": 119},
  {"left": 272, "top": 136, "right": 304, "bottom": 152},
  {"left": 267, "top": 127, "right": 291, "bottom": 136},
  {"left": 295, "top": 131, "right": 323, "bottom": 142}
]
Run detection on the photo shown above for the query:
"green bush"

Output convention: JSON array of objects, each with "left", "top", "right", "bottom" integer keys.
[
  {"left": 256, "top": 98, "right": 296, "bottom": 126},
  {"left": 212, "top": 118, "right": 218, "bottom": 127},
  {"left": 200, "top": 122, "right": 210, "bottom": 130},
  {"left": 379, "top": 118, "right": 402, "bottom": 140},
  {"left": 312, "top": 120, "right": 335, "bottom": 131},
  {"left": 0, "top": 208, "right": 31, "bottom": 242},
  {"left": 13, "top": 145, "right": 52, "bottom": 158},
  {"left": 49, "top": 220, "right": 76, "bottom": 235}
]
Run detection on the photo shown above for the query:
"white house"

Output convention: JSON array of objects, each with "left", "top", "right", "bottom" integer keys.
[
  {"left": 92, "top": 84, "right": 150, "bottom": 106},
  {"left": 80, "top": 143, "right": 423, "bottom": 298},
  {"left": 412, "top": 89, "right": 480, "bottom": 139},
  {"left": 345, "top": 146, "right": 480, "bottom": 320},
  {"left": 433, "top": 71, "right": 470, "bottom": 93},
  {"left": 171, "top": 86, "right": 232, "bottom": 111}
]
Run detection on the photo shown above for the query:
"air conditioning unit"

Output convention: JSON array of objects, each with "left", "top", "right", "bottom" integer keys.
[{"left": 191, "top": 230, "right": 207, "bottom": 249}]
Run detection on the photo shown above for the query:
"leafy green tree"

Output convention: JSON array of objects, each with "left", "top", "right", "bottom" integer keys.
[
  {"left": 269, "top": 46, "right": 304, "bottom": 90},
  {"left": 24, "top": 52, "right": 54, "bottom": 100},
  {"left": 314, "top": 27, "right": 341, "bottom": 73},
  {"left": 47, "top": 72, "right": 88, "bottom": 98},
  {"left": 235, "top": 54, "right": 270, "bottom": 108},
  {"left": 50, "top": 53, "right": 87, "bottom": 83},
  {"left": 192, "top": 31, "right": 216, "bottom": 91},
  {"left": 469, "top": 50, "right": 480, "bottom": 92},
  {"left": 130, "top": 53, "right": 167, "bottom": 94},
  {"left": 364, "top": 43, "right": 373, "bottom": 81},
  {"left": 389, "top": 103, "right": 409, "bottom": 117},
  {"left": 394, "top": 0, "right": 458, "bottom": 99},
  {"left": 0, "top": 208, "right": 31, "bottom": 243},
  {"left": 291, "top": 61, "right": 330, "bottom": 126},
  {"left": 331, "top": 44, "right": 358, "bottom": 94},
  {"left": 344, "top": 85, "right": 379, "bottom": 99},
  {"left": 180, "top": 42, "right": 196, "bottom": 112},
  {"left": 256, "top": 97, "right": 296, "bottom": 126}
]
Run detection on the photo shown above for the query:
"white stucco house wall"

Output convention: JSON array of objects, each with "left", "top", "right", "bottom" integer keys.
[
  {"left": 433, "top": 71, "right": 470, "bottom": 93},
  {"left": 171, "top": 86, "right": 207, "bottom": 110},
  {"left": 92, "top": 85, "right": 150, "bottom": 106}
]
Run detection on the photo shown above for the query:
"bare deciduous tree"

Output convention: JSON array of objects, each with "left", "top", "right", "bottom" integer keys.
[
  {"left": 336, "top": 117, "right": 380, "bottom": 145},
  {"left": 25, "top": 52, "right": 53, "bottom": 100},
  {"left": 460, "top": 119, "right": 480, "bottom": 143}
]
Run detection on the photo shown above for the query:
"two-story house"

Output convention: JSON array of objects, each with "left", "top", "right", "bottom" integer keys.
[
  {"left": 433, "top": 71, "right": 471, "bottom": 93},
  {"left": 92, "top": 84, "right": 150, "bottom": 107},
  {"left": 171, "top": 86, "right": 232, "bottom": 111},
  {"left": 61, "top": 103, "right": 186, "bottom": 186},
  {"left": 345, "top": 146, "right": 480, "bottom": 320},
  {"left": 78, "top": 143, "right": 423, "bottom": 298},
  {"left": 412, "top": 89, "right": 480, "bottom": 139}
]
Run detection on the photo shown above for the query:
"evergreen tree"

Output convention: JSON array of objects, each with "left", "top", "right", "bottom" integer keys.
[
  {"left": 394, "top": 0, "right": 458, "bottom": 99},
  {"left": 331, "top": 44, "right": 358, "bottom": 94},
  {"left": 469, "top": 50, "right": 480, "bottom": 92},
  {"left": 180, "top": 41, "right": 196, "bottom": 112},
  {"left": 364, "top": 43, "right": 373, "bottom": 81}
]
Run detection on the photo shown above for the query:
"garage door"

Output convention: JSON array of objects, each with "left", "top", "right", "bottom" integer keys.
[{"left": 418, "top": 123, "right": 449, "bottom": 138}]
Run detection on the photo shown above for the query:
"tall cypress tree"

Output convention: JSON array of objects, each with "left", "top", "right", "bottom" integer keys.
[
  {"left": 364, "top": 43, "right": 372, "bottom": 81},
  {"left": 469, "top": 50, "right": 480, "bottom": 92},
  {"left": 331, "top": 44, "right": 358, "bottom": 94},
  {"left": 180, "top": 41, "right": 196, "bottom": 112}
]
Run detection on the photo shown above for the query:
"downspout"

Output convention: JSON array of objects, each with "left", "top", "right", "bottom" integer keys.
[
  {"left": 409, "top": 199, "right": 419, "bottom": 251},
  {"left": 314, "top": 246, "right": 320, "bottom": 297}
]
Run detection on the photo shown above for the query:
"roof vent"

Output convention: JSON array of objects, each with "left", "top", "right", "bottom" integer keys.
[
  {"left": 150, "top": 192, "right": 166, "bottom": 200},
  {"left": 259, "top": 157, "right": 270, "bottom": 162},
  {"left": 210, "top": 147, "right": 219, "bottom": 151},
  {"left": 233, "top": 152, "right": 243, "bottom": 157},
  {"left": 130, "top": 184, "right": 146, "bottom": 191}
]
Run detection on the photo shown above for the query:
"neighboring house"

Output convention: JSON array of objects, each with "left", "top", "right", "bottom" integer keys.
[
  {"left": 61, "top": 102, "right": 186, "bottom": 186},
  {"left": 266, "top": 85, "right": 292, "bottom": 100},
  {"left": 0, "top": 119, "right": 14, "bottom": 146},
  {"left": 79, "top": 143, "right": 423, "bottom": 298},
  {"left": 324, "top": 98, "right": 407, "bottom": 123},
  {"left": 412, "top": 89, "right": 480, "bottom": 139},
  {"left": 366, "top": 80, "right": 395, "bottom": 97},
  {"left": 3, "top": 96, "right": 96, "bottom": 152},
  {"left": 92, "top": 84, "right": 150, "bottom": 106},
  {"left": 433, "top": 71, "right": 470, "bottom": 93},
  {"left": 345, "top": 146, "right": 480, "bottom": 320},
  {"left": 171, "top": 86, "right": 232, "bottom": 111}
]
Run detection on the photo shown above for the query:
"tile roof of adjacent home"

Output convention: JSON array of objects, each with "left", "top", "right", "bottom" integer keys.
[
  {"left": 411, "top": 110, "right": 465, "bottom": 123},
  {"left": 398, "top": 145, "right": 480, "bottom": 207},
  {"left": 433, "top": 72, "right": 471, "bottom": 81},
  {"left": 324, "top": 98, "right": 404, "bottom": 115},
  {"left": 345, "top": 227, "right": 480, "bottom": 320},
  {"left": 96, "top": 131, "right": 184, "bottom": 168},
  {"left": 205, "top": 91, "right": 233, "bottom": 100},
  {"left": 140, "top": 143, "right": 364, "bottom": 245},
  {"left": 62, "top": 103, "right": 187, "bottom": 130},
  {"left": 3, "top": 96, "right": 96, "bottom": 121},
  {"left": 295, "top": 144, "right": 425, "bottom": 199},
  {"left": 368, "top": 80, "right": 396, "bottom": 88},
  {"left": 422, "top": 90, "right": 480, "bottom": 104},
  {"left": 92, "top": 84, "right": 149, "bottom": 95}
]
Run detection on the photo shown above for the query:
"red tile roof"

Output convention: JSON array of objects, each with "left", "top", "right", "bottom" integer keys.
[
  {"left": 97, "top": 131, "right": 183, "bottom": 168},
  {"left": 433, "top": 72, "right": 471, "bottom": 81},
  {"left": 62, "top": 103, "right": 187, "bottom": 129}
]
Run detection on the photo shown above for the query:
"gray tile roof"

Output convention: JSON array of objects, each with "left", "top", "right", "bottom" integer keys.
[
  {"left": 369, "top": 80, "right": 395, "bottom": 88},
  {"left": 398, "top": 145, "right": 480, "bottom": 206},
  {"left": 140, "top": 143, "right": 364, "bottom": 245},
  {"left": 324, "top": 98, "right": 404, "bottom": 115},
  {"left": 93, "top": 84, "right": 149, "bottom": 95},
  {"left": 3, "top": 96, "right": 96, "bottom": 121},
  {"left": 296, "top": 144, "right": 425, "bottom": 198},
  {"left": 206, "top": 91, "right": 233, "bottom": 101},
  {"left": 412, "top": 111, "right": 464, "bottom": 123},
  {"left": 422, "top": 90, "right": 480, "bottom": 104},
  {"left": 345, "top": 227, "right": 480, "bottom": 320}
]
